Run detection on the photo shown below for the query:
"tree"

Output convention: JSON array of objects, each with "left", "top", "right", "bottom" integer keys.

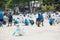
[{"left": 43, "top": 0, "right": 54, "bottom": 5}]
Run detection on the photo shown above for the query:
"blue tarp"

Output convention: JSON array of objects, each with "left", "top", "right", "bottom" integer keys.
[{"left": 0, "top": 11, "right": 4, "bottom": 19}]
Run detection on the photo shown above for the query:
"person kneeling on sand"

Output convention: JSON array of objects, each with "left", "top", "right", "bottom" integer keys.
[
  {"left": 13, "top": 18, "right": 23, "bottom": 36},
  {"left": 49, "top": 17, "right": 55, "bottom": 26},
  {"left": 25, "top": 19, "right": 29, "bottom": 26}
]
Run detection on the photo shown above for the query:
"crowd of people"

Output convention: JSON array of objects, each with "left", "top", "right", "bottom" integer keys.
[
  {"left": 0, "top": 11, "right": 60, "bottom": 27},
  {"left": 0, "top": 10, "right": 60, "bottom": 36}
]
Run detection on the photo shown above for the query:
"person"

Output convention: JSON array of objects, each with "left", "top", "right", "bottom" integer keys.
[
  {"left": 7, "top": 12, "right": 13, "bottom": 27},
  {"left": 49, "top": 17, "right": 54, "bottom": 25},
  {"left": 13, "top": 24, "right": 23, "bottom": 36},
  {"left": 56, "top": 14, "right": 60, "bottom": 24},
  {"left": 18, "top": 13, "right": 23, "bottom": 17},
  {"left": 36, "top": 18, "right": 40, "bottom": 27},
  {"left": 38, "top": 11, "right": 44, "bottom": 27},
  {"left": 18, "top": 13, "right": 24, "bottom": 23},
  {"left": 14, "top": 18, "right": 20, "bottom": 25},
  {"left": 48, "top": 13, "right": 51, "bottom": 19},
  {"left": 13, "top": 18, "right": 23, "bottom": 36},
  {"left": 25, "top": 19, "right": 29, "bottom": 26},
  {"left": 25, "top": 13, "right": 31, "bottom": 20},
  {"left": 29, "top": 17, "right": 34, "bottom": 25}
]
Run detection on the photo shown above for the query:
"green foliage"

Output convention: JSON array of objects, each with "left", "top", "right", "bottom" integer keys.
[
  {"left": 0, "top": 0, "right": 47, "bottom": 9},
  {"left": 55, "top": 4, "right": 60, "bottom": 11},
  {"left": 55, "top": 4, "right": 60, "bottom": 7},
  {"left": 42, "top": 5, "right": 55, "bottom": 12},
  {"left": 5, "top": 0, "right": 13, "bottom": 8},
  {"left": 42, "top": 5, "right": 47, "bottom": 12},
  {"left": 49, "top": 6, "right": 55, "bottom": 11}
]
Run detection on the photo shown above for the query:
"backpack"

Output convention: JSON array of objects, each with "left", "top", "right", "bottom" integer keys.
[
  {"left": 30, "top": 20, "right": 34, "bottom": 24},
  {"left": 9, "top": 14, "right": 12, "bottom": 19},
  {"left": 3, "top": 21, "right": 6, "bottom": 25}
]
